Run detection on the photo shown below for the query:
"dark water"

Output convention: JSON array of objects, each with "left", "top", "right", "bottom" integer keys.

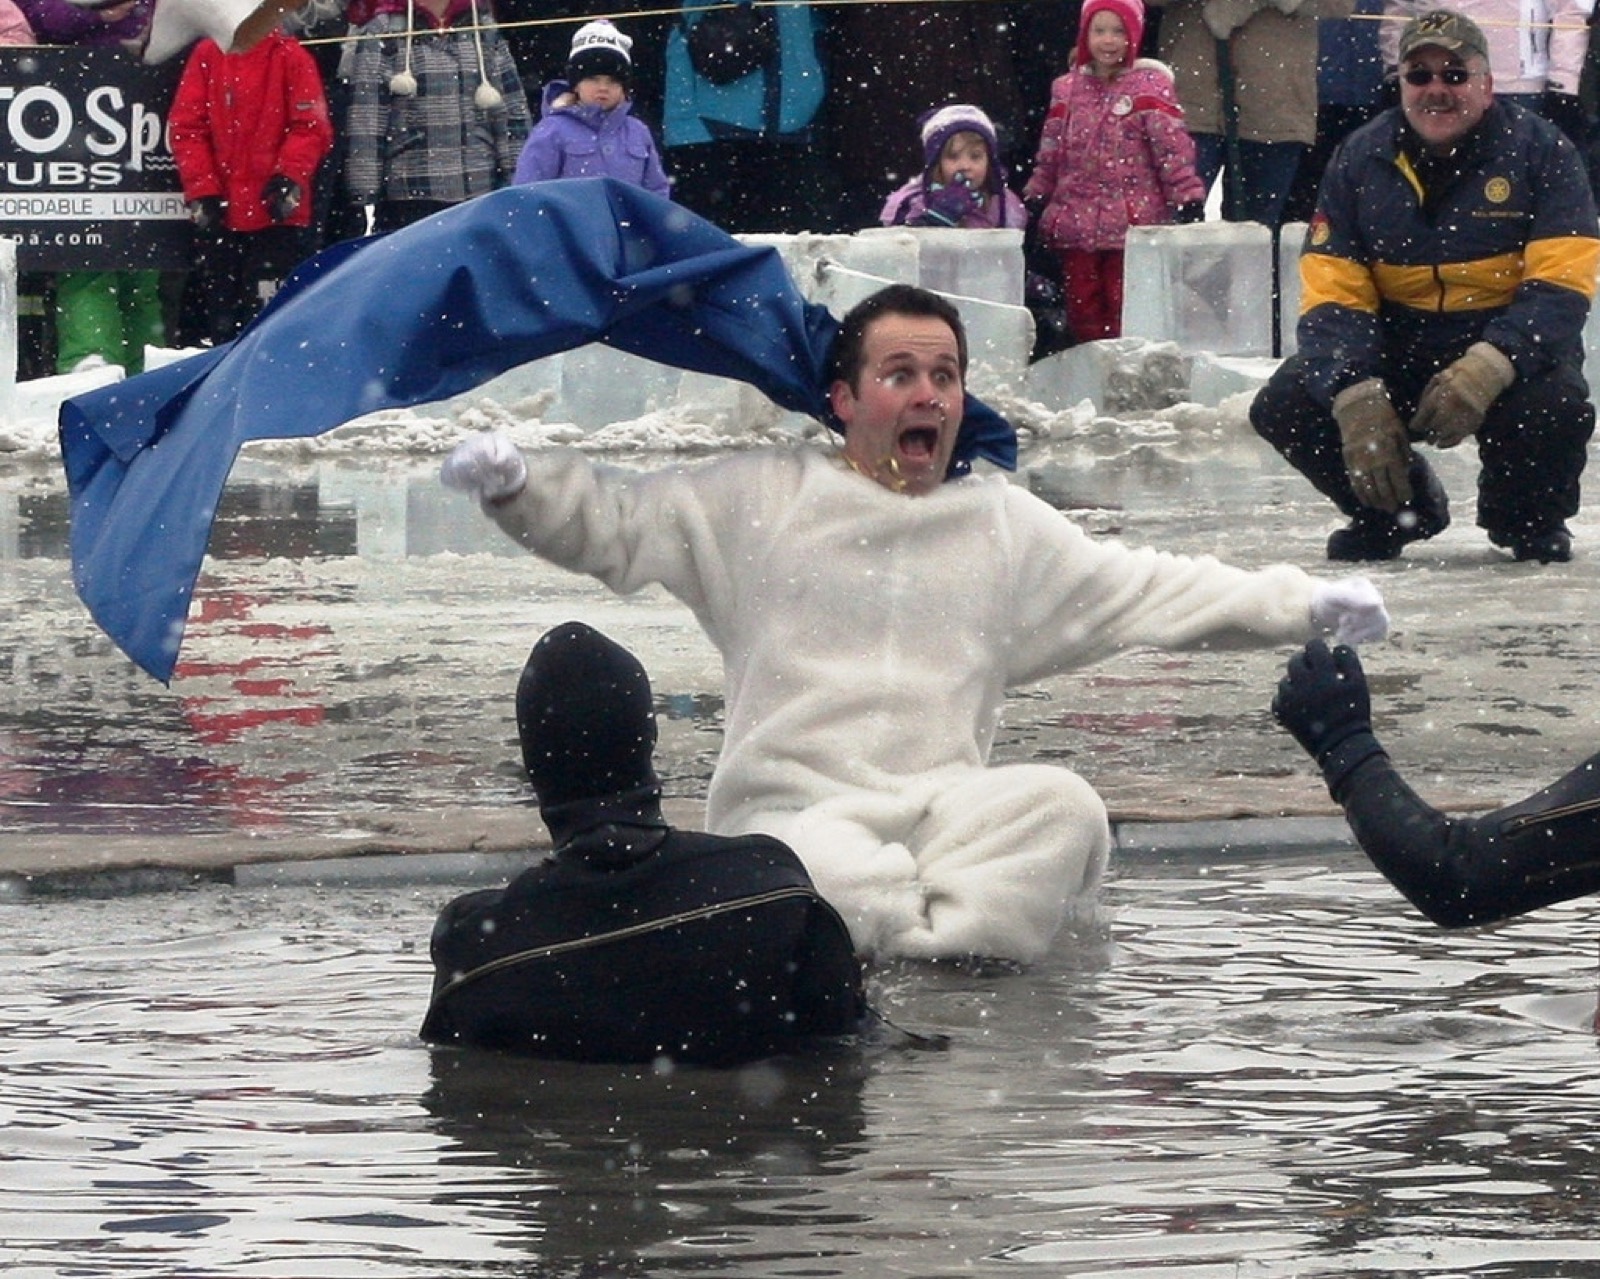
[{"left": 5, "top": 851, "right": 1600, "bottom": 1277}]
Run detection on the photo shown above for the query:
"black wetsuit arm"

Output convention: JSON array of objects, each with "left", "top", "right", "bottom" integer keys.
[{"left": 1332, "top": 739, "right": 1600, "bottom": 928}]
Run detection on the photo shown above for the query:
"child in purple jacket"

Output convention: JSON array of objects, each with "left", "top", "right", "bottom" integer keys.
[
  {"left": 879, "top": 103, "right": 1027, "bottom": 230},
  {"left": 1022, "top": 0, "right": 1206, "bottom": 343},
  {"left": 512, "top": 19, "right": 671, "bottom": 197}
]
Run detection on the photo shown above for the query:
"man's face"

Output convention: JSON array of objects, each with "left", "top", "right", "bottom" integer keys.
[
  {"left": 1401, "top": 46, "right": 1492, "bottom": 153},
  {"left": 830, "top": 313, "right": 963, "bottom": 496}
]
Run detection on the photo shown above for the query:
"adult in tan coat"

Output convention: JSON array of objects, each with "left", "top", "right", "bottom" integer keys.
[{"left": 1151, "top": 0, "right": 1355, "bottom": 226}]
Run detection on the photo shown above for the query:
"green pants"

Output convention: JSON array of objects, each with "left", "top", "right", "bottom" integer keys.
[{"left": 55, "top": 270, "right": 165, "bottom": 375}]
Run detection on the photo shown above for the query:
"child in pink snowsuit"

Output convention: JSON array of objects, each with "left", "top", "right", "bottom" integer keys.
[{"left": 1022, "top": 0, "right": 1206, "bottom": 342}]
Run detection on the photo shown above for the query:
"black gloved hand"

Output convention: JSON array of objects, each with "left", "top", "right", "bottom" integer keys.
[
  {"left": 1025, "top": 268, "right": 1062, "bottom": 307},
  {"left": 188, "top": 196, "right": 224, "bottom": 232},
  {"left": 262, "top": 175, "right": 303, "bottom": 223},
  {"left": 1173, "top": 200, "right": 1206, "bottom": 224},
  {"left": 1542, "top": 90, "right": 1590, "bottom": 147},
  {"left": 1272, "top": 638, "right": 1372, "bottom": 765}
]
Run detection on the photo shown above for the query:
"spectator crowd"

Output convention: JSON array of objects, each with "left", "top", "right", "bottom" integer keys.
[{"left": 9, "top": 0, "right": 1600, "bottom": 360}]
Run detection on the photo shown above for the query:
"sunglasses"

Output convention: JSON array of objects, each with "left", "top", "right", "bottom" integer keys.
[{"left": 1402, "top": 66, "right": 1476, "bottom": 87}]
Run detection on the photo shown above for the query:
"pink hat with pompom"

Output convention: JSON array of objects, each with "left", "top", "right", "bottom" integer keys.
[{"left": 1075, "top": 0, "right": 1145, "bottom": 67}]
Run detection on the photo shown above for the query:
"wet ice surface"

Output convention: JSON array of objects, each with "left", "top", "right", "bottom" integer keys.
[
  {"left": 8, "top": 396, "right": 1600, "bottom": 1276},
  {"left": 5, "top": 853, "right": 1600, "bottom": 1278},
  {"left": 6, "top": 421, "right": 1600, "bottom": 845}
]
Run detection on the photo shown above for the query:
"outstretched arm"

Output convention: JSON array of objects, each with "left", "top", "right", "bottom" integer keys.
[{"left": 1274, "top": 640, "right": 1600, "bottom": 927}]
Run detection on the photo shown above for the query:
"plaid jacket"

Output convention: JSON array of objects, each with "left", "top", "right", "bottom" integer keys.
[{"left": 345, "top": 9, "right": 531, "bottom": 205}]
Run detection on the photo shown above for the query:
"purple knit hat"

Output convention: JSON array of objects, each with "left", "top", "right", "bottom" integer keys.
[{"left": 918, "top": 103, "right": 1007, "bottom": 197}]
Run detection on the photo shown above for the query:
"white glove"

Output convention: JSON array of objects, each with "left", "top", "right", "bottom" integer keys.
[
  {"left": 1309, "top": 577, "right": 1389, "bottom": 646},
  {"left": 441, "top": 430, "right": 527, "bottom": 505}
]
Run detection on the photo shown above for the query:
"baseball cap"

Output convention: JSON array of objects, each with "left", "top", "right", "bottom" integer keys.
[{"left": 1397, "top": 9, "right": 1490, "bottom": 63}]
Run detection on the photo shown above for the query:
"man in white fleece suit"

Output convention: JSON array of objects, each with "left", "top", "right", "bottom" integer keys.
[{"left": 442, "top": 284, "right": 1389, "bottom": 964}]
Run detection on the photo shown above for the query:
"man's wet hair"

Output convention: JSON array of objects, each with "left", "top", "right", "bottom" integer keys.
[{"left": 828, "top": 284, "right": 969, "bottom": 393}]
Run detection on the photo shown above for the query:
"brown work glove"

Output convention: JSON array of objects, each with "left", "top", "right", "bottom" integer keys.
[
  {"left": 1333, "top": 378, "right": 1412, "bottom": 512},
  {"left": 1410, "top": 341, "right": 1514, "bottom": 448}
]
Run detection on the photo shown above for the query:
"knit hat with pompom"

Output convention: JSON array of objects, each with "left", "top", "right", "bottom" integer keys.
[
  {"left": 566, "top": 19, "right": 633, "bottom": 84},
  {"left": 1075, "top": 0, "right": 1145, "bottom": 67}
]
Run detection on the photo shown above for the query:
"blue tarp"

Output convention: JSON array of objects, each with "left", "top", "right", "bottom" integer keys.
[{"left": 59, "top": 178, "right": 1019, "bottom": 683}]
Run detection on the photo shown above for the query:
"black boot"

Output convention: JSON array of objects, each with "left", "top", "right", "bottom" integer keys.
[
  {"left": 1488, "top": 523, "right": 1573, "bottom": 564},
  {"left": 1326, "top": 463, "right": 1450, "bottom": 562}
]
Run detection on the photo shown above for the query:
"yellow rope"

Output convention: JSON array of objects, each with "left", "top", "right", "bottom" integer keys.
[
  {"left": 296, "top": 0, "right": 1032, "bottom": 48},
  {"left": 25, "top": 0, "right": 1589, "bottom": 52},
  {"left": 1342, "top": 8, "right": 1591, "bottom": 33},
  {"left": 295, "top": 0, "right": 1591, "bottom": 50}
]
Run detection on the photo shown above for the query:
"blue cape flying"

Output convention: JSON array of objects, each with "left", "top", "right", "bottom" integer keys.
[{"left": 59, "top": 178, "right": 1019, "bottom": 683}]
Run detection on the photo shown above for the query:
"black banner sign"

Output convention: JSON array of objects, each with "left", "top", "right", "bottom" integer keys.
[{"left": 0, "top": 45, "right": 189, "bottom": 271}]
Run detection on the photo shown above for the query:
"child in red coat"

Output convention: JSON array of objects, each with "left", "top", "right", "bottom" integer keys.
[
  {"left": 1022, "top": 0, "right": 1205, "bottom": 342},
  {"left": 169, "top": 28, "right": 333, "bottom": 344}
]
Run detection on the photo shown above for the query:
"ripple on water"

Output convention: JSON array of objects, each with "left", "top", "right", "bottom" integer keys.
[{"left": 4, "top": 855, "right": 1600, "bottom": 1277}]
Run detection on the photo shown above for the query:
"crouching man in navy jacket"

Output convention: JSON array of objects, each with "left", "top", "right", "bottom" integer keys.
[{"left": 1251, "top": 8, "right": 1600, "bottom": 565}]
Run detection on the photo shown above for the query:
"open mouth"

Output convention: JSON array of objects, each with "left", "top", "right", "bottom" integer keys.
[{"left": 898, "top": 427, "right": 940, "bottom": 460}]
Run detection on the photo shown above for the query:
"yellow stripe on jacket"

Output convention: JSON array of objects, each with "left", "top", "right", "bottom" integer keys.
[
  {"left": 1301, "top": 236, "right": 1600, "bottom": 317},
  {"left": 1299, "top": 252, "right": 1379, "bottom": 316},
  {"left": 1527, "top": 235, "right": 1600, "bottom": 301}
]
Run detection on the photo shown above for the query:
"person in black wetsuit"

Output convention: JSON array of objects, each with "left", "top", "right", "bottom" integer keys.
[
  {"left": 420, "top": 620, "right": 869, "bottom": 1065},
  {"left": 1272, "top": 639, "right": 1600, "bottom": 927}
]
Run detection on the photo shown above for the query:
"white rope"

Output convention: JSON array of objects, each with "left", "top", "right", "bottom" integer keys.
[{"left": 816, "top": 257, "right": 1029, "bottom": 314}]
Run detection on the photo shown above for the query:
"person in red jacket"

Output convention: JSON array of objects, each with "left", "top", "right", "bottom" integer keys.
[{"left": 169, "top": 28, "right": 334, "bottom": 345}]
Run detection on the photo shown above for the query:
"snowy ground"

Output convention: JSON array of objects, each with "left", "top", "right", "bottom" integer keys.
[{"left": 0, "top": 331, "right": 1261, "bottom": 466}]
